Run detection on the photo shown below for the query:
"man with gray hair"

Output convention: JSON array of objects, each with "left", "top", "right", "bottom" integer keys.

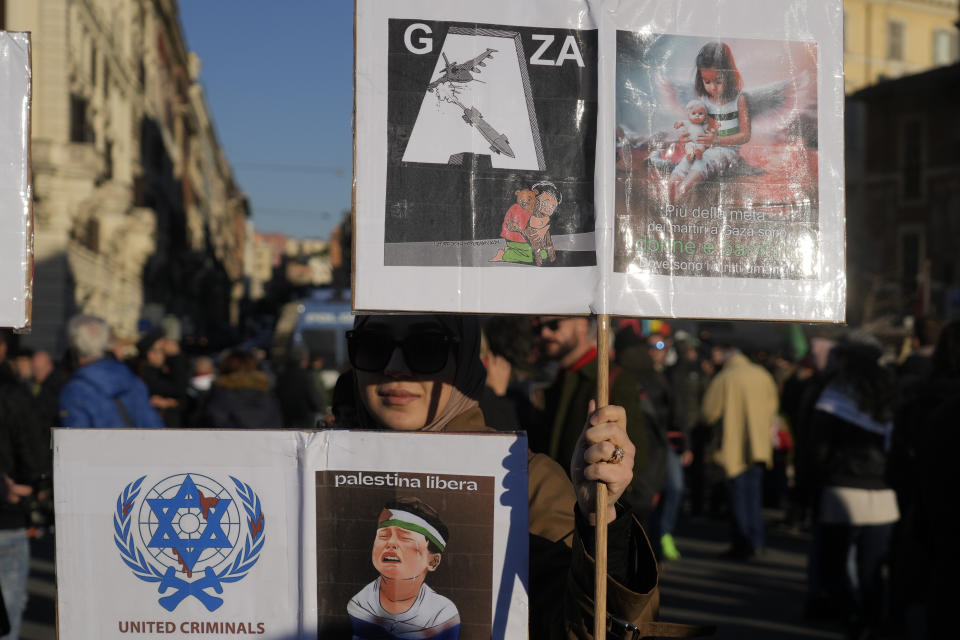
[{"left": 58, "top": 315, "right": 163, "bottom": 428}]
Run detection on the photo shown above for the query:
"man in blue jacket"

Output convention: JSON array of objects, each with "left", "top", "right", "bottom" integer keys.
[{"left": 58, "top": 315, "right": 164, "bottom": 429}]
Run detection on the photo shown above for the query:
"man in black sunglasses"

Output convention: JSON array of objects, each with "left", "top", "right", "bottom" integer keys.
[{"left": 533, "top": 317, "right": 650, "bottom": 514}]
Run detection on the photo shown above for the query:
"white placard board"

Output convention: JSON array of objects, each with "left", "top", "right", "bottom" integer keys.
[
  {"left": 300, "top": 429, "right": 529, "bottom": 639},
  {"left": 54, "top": 429, "right": 528, "bottom": 639},
  {"left": 54, "top": 429, "right": 304, "bottom": 639},
  {"left": 353, "top": 0, "right": 844, "bottom": 322},
  {"left": 0, "top": 32, "right": 32, "bottom": 329}
]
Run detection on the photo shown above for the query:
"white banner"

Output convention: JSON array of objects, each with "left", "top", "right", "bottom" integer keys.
[
  {"left": 54, "top": 429, "right": 528, "bottom": 639},
  {"left": 0, "top": 32, "right": 32, "bottom": 329},
  {"left": 353, "top": 0, "right": 844, "bottom": 322}
]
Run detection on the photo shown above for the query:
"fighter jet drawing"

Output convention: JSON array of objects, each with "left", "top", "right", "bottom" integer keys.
[
  {"left": 427, "top": 48, "right": 497, "bottom": 91},
  {"left": 451, "top": 98, "right": 515, "bottom": 158}
]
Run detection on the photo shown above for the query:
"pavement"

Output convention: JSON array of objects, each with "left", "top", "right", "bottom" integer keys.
[
  {"left": 22, "top": 534, "right": 56, "bottom": 640},
  {"left": 18, "top": 511, "right": 847, "bottom": 640},
  {"left": 657, "top": 511, "right": 845, "bottom": 640}
]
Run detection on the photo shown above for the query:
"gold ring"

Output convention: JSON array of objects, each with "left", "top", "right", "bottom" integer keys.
[{"left": 607, "top": 445, "right": 624, "bottom": 465}]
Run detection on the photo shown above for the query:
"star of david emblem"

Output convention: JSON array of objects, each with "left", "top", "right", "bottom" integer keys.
[{"left": 146, "top": 474, "right": 233, "bottom": 574}]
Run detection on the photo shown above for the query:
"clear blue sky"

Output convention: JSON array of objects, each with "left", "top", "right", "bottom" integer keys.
[{"left": 178, "top": 3, "right": 354, "bottom": 239}]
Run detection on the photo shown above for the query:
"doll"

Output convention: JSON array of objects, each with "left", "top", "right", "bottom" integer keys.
[
  {"left": 668, "top": 99, "right": 717, "bottom": 201},
  {"left": 676, "top": 99, "right": 715, "bottom": 163}
]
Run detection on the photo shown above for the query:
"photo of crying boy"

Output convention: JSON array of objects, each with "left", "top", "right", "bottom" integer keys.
[{"left": 347, "top": 497, "right": 461, "bottom": 640}]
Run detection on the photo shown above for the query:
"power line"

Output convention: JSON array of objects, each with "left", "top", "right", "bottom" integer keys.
[
  {"left": 255, "top": 208, "right": 335, "bottom": 218},
  {"left": 234, "top": 162, "right": 348, "bottom": 176}
]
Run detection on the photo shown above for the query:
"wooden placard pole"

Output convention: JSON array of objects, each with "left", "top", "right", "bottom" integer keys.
[{"left": 594, "top": 313, "right": 610, "bottom": 640}]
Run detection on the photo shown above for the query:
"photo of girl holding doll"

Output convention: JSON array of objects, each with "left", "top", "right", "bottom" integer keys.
[
  {"left": 615, "top": 34, "right": 817, "bottom": 207},
  {"left": 669, "top": 41, "right": 751, "bottom": 202},
  {"left": 614, "top": 32, "right": 820, "bottom": 278}
]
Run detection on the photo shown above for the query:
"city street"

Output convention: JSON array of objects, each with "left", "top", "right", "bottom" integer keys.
[
  {"left": 658, "top": 512, "right": 843, "bottom": 640},
  {"left": 23, "top": 534, "right": 55, "bottom": 640},
  {"left": 1, "top": 0, "right": 956, "bottom": 637}
]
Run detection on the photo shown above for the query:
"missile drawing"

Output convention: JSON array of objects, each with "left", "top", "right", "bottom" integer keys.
[{"left": 451, "top": 98, "right": 516, "bottom": 158}]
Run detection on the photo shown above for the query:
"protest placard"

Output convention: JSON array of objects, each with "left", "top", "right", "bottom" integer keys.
[
  {"left": 353, "top": 0, "right": 844, "bottom": 322},
  {"left": 301, "top": 430, "right": 528, "bottom": 639},
  {"left": 599, "top": 1, "right": 844, "bottom": 321},
  {"left": 54, "top": 429, "right": 302, "bottom": 638},
  {"left": 0, "top": 32, "right": 32, "bottom": 329},
  {"left": 53, "top": 428, "right": 527, "bottom": 639}
]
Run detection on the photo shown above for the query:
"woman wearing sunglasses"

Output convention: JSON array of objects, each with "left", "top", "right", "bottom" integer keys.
[{"left": 345, "top": 313, "right": 669, "bottom": 639}]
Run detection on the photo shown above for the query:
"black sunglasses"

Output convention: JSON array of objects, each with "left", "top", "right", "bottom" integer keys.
[
  {"left": 346, "top": 330, "right": 458, "bottom": 374},
  {"left": 534, "top": 318, "right": 562, "bottom": 332}
]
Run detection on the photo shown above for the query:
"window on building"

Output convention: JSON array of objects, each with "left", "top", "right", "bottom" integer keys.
[
  {"left": 887, "top": 21, "right": 905, "bottom": 61},
  {"left": 90, "top": 44, "right": 97, "bottom": 85},
  {"left": 902, "top": 118, "right": 923, "bottom": 200},
  {"left": 104, "top": 139, "right": 114, "bottom": 182},
  {"left": 898, "top": 226, "right": 924, "bottom": 304},
  {"left": 933, "top": 30, "right": 959, "bottom": 66},
  {"left": 69, "top": 94, "right": 94, "bottom": 144},
  {"left": 843, "top": 11, "right": 847, "bottom": 53},
  {"left": 134, "top": 175, "right": 146, "bottom": 207},
  {"left": 845, "top": 100, "right": 863, "bottom": 159},
  {"left": 83, "top": 217, "right": 100, "bottom": 253}
]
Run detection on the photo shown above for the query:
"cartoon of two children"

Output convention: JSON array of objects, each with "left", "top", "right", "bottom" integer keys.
[
  {"left": 347, "top": 498, "right": 460, "bottom": 640},
  {"left": 489, "top": 181, "right": 562, "bottom": 266}
]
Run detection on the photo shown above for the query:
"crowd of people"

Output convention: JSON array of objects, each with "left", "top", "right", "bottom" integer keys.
[
  {"left": 0, "top": 315, "right": 334, "bottom": 638},
  {"left": 460, "top": 314, "right": 956, "bottom": 640},
  {"left": 1, "top": 311, "right": 957, "bottom": 639}
]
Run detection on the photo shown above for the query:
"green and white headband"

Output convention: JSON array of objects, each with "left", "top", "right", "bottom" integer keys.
[{"left": 377, "top": 508, "right": 446, "bottom": 552}]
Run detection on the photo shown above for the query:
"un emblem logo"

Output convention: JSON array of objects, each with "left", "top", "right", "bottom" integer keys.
[{"left": 114, "top": 474, "right": 265, "bottom": 612}]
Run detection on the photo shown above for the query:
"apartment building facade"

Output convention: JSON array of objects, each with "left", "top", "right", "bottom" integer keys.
[{"left": 2, "top": 0, "right": 248, "bottom": 351}]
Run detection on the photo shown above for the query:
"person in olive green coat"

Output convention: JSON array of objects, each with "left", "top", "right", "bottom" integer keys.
[{"left": 535, "top": 317, "right": 655, "bottom": 521}]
